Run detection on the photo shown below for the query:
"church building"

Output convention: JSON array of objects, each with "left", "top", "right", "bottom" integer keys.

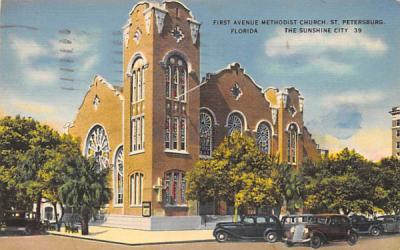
[{"left": 66, "top": 0, "right": 323, "bottom": 230}]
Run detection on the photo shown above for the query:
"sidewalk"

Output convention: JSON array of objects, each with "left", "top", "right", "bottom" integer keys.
[{"left": 48, "top": 226, "right": 214, "bottom": 246}]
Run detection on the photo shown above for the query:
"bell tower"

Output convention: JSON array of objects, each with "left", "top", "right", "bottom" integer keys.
[{"left": 122, "top": 1, "right": 201, "bottom": 216}]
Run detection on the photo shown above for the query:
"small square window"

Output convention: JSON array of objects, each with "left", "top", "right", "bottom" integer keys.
[
  {"left": 397, "top": 120, "right": 400, "bottom": 127},
  {"left": 397, "top": 142, "right": 400, "bottom": 149},
  {"left": 397, "top": 130, "right": 400, "bottom": 137}
]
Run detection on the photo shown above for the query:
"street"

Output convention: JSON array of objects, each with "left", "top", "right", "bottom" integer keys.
[{"left": 1, "top": 234, "right": 400, "bottom": 250}]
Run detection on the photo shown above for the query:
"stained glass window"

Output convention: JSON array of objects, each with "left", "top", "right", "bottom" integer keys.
[
  {"left": 114, "top": 147, "right": 124, "bottom": 205},
  {"left": 227, "top": 113, "right": 243, "bottom": 135},
  {"left": 172, "top": 118, "right": 178, "bottom": 150},
  {"left": 256, "top": 122, "right": 271, "bottom": 153},
  {"left": 287, "top": 124, "right": 297, "bottom": 164},
  {"left": 165, "top": 55, "right": 187, "bottom": 101},
  {"left": 131, "top": 58, "right": 145, "bottom": 103},
  {"left": 165, "top": 117, "right": 171, "bottom": 149},
  {"left": 164, "top": 171, "right": 186, "bottom": 205},
  {"left": 200, "top": 111, "right": 213, "bottom": 156},
  {"left": 180, "top": 118, "right": 186, "bottom": 150},
  {"left": 85, "top": 125, "right": 110, "bottom": 169}
]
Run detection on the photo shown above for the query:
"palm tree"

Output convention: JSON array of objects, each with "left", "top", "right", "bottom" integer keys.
[{"left": 59, "top": 155, "right": 111, "bottom": 235}]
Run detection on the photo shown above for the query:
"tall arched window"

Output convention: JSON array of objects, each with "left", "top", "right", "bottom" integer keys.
[
  {"left": 164, "top": 170, "right": 186, "bottom": 205},
  {"left": 131, "top": 58, "right": 145, "bottom": 103},
  {"left": 85, "top": 125, "right": 110, "bottom": 169},
  {"left": 165, "top": 55, "right": 187, "bottom": 102},
  {"left": 200, "top": 111, "right": 213, "bottom": 156},
  {"left": 130, "top": 57, "right": 145, "bottom": 153},
  {"left": 130, "top": 172, "right": 144, "bottom": 206},
  {"left": 287, "top": 124, "right": 298, "bottom": 164},
  {"left": 227, "top": 112, "right": 244, "bottom": 135},
  {"left": 256, "top": 122, "right": 271, "bottom": 153},
  {"left": 114, "top": 146, "right": 124, "bottom": 205}
]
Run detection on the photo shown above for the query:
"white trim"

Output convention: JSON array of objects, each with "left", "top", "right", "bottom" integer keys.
[
  {"left": 126, "top": 52, "right": 148, "bottom": 77},
  {"left": 129, "top": 1, "right": 154, "bottom": 15},
  {"left": 225, "top": 110, "right": 248, "bottom": 132},
  {"left": 200, "top": 107, "right": 219, "bottom": 125},
  {"left": 161, "top": 50, "right": 193, "bottom": 73},
  {"left": 129, "top": 172, "right": 144, "bottom": 207},
  {"left": 83, "top": 123, "right": 111, "bottom": 157},
  {"left": 253, "top": 120, "right": 275, "bottom": 136},
  {"left": 164, "top": 149, "right": 190, "bottom": 155},
  {"left": 112, "top": 145, "right": 124, "bottom": 207},
  {"left": 162, "top": 0, "right": 194, "bottom": 18},
  {"left": 129, "top": 150, "right": 145, "bottom": 156},
  {"left": 286, "top": 122, "right": 302, "bottom": 135}
]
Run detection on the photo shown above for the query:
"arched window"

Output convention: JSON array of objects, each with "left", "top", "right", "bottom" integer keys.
[
  {"left": 256, "top": 122, "right": 271, "bottom": 153},
  {"left": 130, "top": 172, "right": 144, "bottom": 206},
  {"left": 114, "top": 146, "right": 124, "bottom": 205},
  {"left": 85, "top": 125, "right": 110, "bottom": 169},
  {"left": 164, "top": 171, "right": 186, "bottom": 205},
  {"left": 287, "top": 124, "right": 298, "bottom": 164},
  {"left": 227, "top": 112, "right": 244, "bottom": 135},
  {"left": 131, "top": 58, "right": 145, "bottom": 103},
  {"left": 165, "top": 55, "right": 187, "bottom": 102},
  {"left": 200, "top": 111, "right": 213, "bottom": 156}
]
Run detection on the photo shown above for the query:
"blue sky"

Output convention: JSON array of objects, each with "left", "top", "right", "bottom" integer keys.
[{"left": 0, "top": 0, "right": 399, "bottom": 160}]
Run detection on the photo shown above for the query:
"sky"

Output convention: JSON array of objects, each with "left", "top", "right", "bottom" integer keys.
[{"left": 0, "top": 0, "right": 399, "bottom": 161}]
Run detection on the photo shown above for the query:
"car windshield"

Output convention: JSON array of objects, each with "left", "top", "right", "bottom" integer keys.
[
  {"left": 309, "top": 217, "right": 328, "bottom": 224},
  {"left": 282, "top": 216, "right": 311, "bottom": 224}
]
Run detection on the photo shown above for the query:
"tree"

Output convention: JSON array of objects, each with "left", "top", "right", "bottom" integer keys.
[
  {"left": 273, "top": 163, "right": 305, "bottom": 215},
  {"left": 0, "top": 115, "right": 62, "bottom": 220},
  {"left": 373, "top": 157, "right": 400, "bottom": 214},
  {"left": 187, "top": 132, "right": 281, "bottom": 220},
  {"left": 39, "top": 134, "right": 81, "bottom": 230},
  {"left": 302, "top": 148, "right": 375, "bottom": 215},
  {"left": 59, "top": 156, "right": 111, "bottom": 235}
]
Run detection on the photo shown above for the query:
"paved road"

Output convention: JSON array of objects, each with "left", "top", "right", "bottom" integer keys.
[{"left": 1, "top": 234, "right": 400, "bottom": 250}]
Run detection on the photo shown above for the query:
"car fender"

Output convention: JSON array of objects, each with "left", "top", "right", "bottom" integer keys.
[
  {"left": 213, "top": 227, "right": 241, "bottom": 239},
  {"left": 263, "top": 227, "right": 282, "bottom": 238},
  {"left": 310, "top": 229, "right": 328, "bottom": 242}
]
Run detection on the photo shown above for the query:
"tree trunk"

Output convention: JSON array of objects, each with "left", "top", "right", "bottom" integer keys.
[
  {"left": 52, "top": 203, "right": 58, "bottom": 231},
  {"left": 57, "top": 205, "right": 65, "bottom": 232},
  {"left": 36, "top": 193, "right": 42, "bottom": 222},
  {"left": 81, "top": 214, "right": 89, "bottom": 235}
]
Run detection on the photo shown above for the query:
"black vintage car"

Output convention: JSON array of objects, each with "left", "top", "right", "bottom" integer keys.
[
  {"left": 283, "top": 214, "right": 358, "bottom": 249},
  {"left": 376, "top": 215, "right": 400, "bottom": 233},
  {"left": 213, "top": 215, "right": 283, "bottom": 243},
  {"left": 350, "top": 215, "right": 384, "bottom": 236}
]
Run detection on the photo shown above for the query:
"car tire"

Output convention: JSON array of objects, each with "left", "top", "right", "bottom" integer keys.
[
  {"left": 347, "top": 231, "right": 358, "bottom": 246},
  {"left": 310, "top": 235, "right": 322, "bottom": 249},
  {"left": 264, "top": 231, "right": 278, "bottom": 243},
  {"left": 215, "top": 231, "right": 228, "bottom": 243},
  {"left": 370, "top": 227, "right": 381, "bottom": 237}
]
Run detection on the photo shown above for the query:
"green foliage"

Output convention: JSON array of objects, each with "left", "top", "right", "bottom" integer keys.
[
  {"left": 302, "top": 148, "right": 375, "bottom": 215},
  {"left": 373, "top": 157, "right": 400, "bottom": 214},
  {"left": 59, "top": 156, "right": 111, "bottom": 235},
  {"left": 187, "top": 132, "right": 282, "bottom": 213}
]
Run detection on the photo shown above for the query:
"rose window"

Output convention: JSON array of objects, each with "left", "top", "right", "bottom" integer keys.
[{"left": 85, "top": 125, "right": 110, "bottom": 169}]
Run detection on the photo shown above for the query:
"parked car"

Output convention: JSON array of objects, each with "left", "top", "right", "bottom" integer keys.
[
  {"left": 1, "top": 210, "right": 45, "bottom": 235},
  {"left": 283, "top": 214, "right": 358, "bottom": 249},
  {"left": 213, "top": 215, "right": 283, "bottom": 243},
  {"left": 376, "top": 215, "right": 400, "bottom": 233},
  {"left": 350, "top": 215, "right": 384, "bottom": 236}
]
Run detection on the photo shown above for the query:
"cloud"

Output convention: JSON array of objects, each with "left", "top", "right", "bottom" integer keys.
[
  {"left": 25, "top": 68, "right": 58, "bottom": 85},
  {"left": 314, "top": 128, "right": 391, "bottom": 161},
  {"left": 265, "top": 30, "right": 388, "bottom": 57},
  {"left": 82, "top": 55, "right": 98, "bottom": 71},
  {"left": 307, "top": 104, "right": 362, "bottom": 139},
  {"left": 10, "top": 35, "right": 47, "bottom": 63},
  {"left": 323, "top": 90, "right": 385, "bottom": 107},
  {"left": 11, "top": 99, "right": 56, "bottom": 115}
]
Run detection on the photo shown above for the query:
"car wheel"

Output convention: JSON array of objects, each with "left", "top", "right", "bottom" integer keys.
[
  {"left": 347, "top": 232, "right": 358, "bottom": 246},
  {"left": 371, "top": 227, "right": 381, "bottom": 237},
  {"left": 310, "top": 235, "right": 322, "bottom": 249},
  {"left": 264, "top": 231, "right": 278, "bottom": 243},
  {"left": 215, "top": 231, "right": 228, "bottom": 243}
]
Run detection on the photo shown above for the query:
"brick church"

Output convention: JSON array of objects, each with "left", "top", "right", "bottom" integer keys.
[{"left": 66, "top": 0, "right": 323, "bottom": 230}]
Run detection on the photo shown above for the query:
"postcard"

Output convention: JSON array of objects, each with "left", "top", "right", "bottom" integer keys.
[{"left": 0, "top": 0, "right": 399, "bottom": 249}]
